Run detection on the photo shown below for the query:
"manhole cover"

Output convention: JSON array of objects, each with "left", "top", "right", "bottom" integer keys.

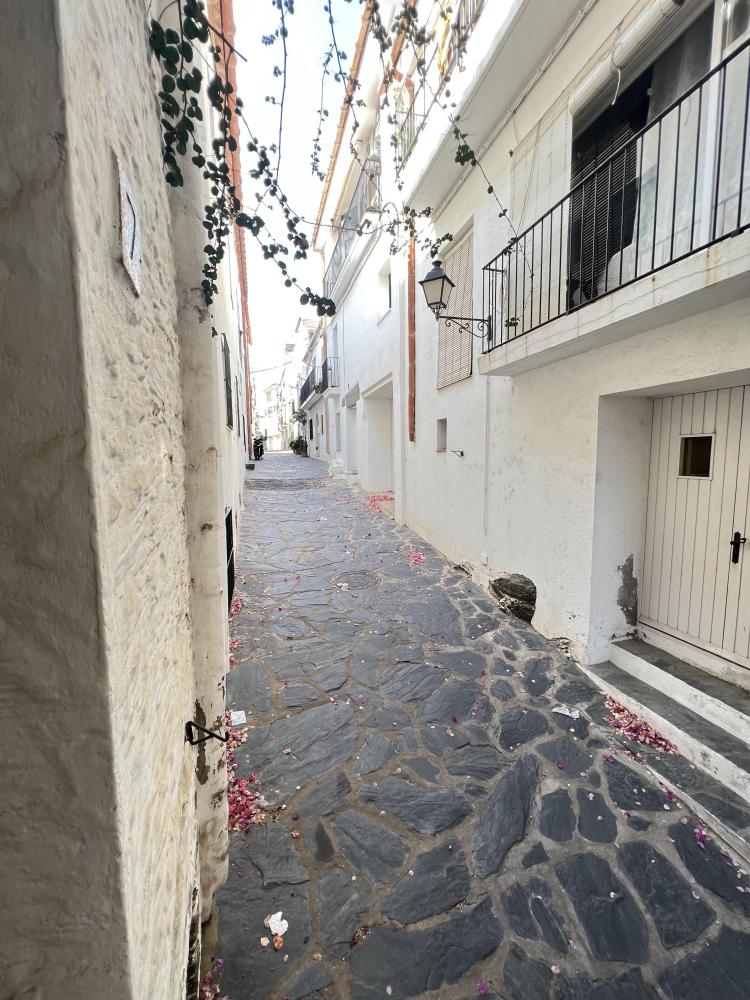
[{"left": 332, "top": 570, "right": 379, "bottom": 591}]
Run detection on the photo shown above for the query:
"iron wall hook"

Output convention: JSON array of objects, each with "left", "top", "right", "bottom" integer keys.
[{"left": 185, "top": 720, "right": 229, "bottom": 745}]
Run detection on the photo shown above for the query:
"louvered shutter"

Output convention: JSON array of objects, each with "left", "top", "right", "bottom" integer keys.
[
  {"left": 569, "top": 72, "right": 650, "bottom": 304},
  {"left": 437, "top": 231, "right": 473, "bottom": 389}
]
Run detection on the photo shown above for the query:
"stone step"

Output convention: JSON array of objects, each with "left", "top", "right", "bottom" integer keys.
[
  {"left": 610, "top": 637, "right": 750, "bottom": 745},
  {"left": 581, "top": 660, "right": 750, "bottom": 864}
]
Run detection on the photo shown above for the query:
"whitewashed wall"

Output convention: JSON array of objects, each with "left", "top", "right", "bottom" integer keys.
[
  {"left": 319, "top": 0, "right": 750, "bottom": 663},
  {"left": 0, "top": 0, "right": 247, "bottom": 996}
]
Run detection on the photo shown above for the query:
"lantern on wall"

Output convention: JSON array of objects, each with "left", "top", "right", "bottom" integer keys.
[
  {"left": 418, "top": 260, "right": 455, "bottom": 318},
  {"left": 419, "top": 259, "right": 493, "bottom": 346}
]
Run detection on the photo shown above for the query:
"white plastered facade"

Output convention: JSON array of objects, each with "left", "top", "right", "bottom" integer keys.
[{"left": 314, "top": 0, "right": 750, "bottom": 665}]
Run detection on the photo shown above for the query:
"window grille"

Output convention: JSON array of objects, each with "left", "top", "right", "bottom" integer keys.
[
  {"left": 222, "top": 334, "right": 233, "bottom": 428},
  {"left": 437, "top": 231, "right": 473, "bottom": 388}
]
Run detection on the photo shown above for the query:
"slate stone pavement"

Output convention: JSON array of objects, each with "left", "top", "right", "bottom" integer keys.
[{"left": 216, "top": 454, "right": 750, "bottom": 1000}]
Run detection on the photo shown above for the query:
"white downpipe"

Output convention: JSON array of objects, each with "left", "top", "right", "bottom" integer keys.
[{"left": 569, "top": 0, "right": 684, "bottom": 113}]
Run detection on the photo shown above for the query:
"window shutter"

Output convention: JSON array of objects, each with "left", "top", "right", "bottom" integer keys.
[
  {"left": 437, "top": 230, "right": 473, "bottom": 389},
  {"left": 222, "top": 334, "right": 233, "bottom": 428}
]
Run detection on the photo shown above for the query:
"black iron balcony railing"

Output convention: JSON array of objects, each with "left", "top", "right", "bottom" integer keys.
[
  {"left": 298, "top": 367, "right": 318, "bottom": 407},
  {"left": 324, "top": 167, "right": 381, "bottom": 298},
  {"left": 444, "top": 0, "right": 484, "bottom": 75},
  {"left": 481, "top": 37, "right": 750, "bottom": 353},
  {"left": 298, "top": 357, "right": 339, "bottom": 407},
  {"left": 320, "top": 357, "right": 339, "bottom": 393},
  {"left": 396, "top": 0, "right": 485, "bottom": 166}
]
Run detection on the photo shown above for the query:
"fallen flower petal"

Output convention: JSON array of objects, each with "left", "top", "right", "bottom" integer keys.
[
  {"left": 604, "top": 696, "right": 678, "bottom": 754},
  {"left": 269, "top": 912, "right": 288, "bottom": 936}
]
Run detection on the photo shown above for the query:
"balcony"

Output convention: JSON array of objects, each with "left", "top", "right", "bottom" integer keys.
[
  {"left": 298, "top": 358, "right": 339, "bottom": 409},
  {"left": 319, "top": 356, "right": 339, "bottom": 393},
  {"left": 442, "top": 0, "right": 485, "bottom": 76},
  {"left": 480, "top": 37, "right": 750, "bottom": 371},
  {"left": 324, "top": 165, "right": 381, "bottom": 298},
  {"left": 395, "top": 0, "right": 485, "bottom": 167},
  {"left": 298, "top": 367, "right": 317, "bottom": 408}
]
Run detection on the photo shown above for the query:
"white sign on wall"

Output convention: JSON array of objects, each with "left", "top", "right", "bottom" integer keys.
[{"left": 118, "top": 160, "right": 141, "bottom": 295}]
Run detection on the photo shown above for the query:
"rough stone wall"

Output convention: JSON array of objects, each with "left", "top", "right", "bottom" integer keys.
[
  {"left": 0, "top": 3, "right": 132, "bottom": 996},
  {"left": 1, "top": 1, "right": 245, "bottom": 994},
  {"left": 165, "top": 0, "right": 232, "bottom": 917},
  {"left": 56, "top": 1, "right": 202, "bottom": 997}
]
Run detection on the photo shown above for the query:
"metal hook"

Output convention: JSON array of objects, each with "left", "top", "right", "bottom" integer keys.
[{"left": 185, "top": 720, "right": 229, "bottom": 746}]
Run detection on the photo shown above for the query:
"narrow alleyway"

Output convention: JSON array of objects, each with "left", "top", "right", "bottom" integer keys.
[{"left": 217, "top": 453, "right": 750, "bottom": 1000}]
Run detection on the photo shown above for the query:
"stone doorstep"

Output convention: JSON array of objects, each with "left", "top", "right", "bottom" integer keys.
[
  {"left": 610, "top": 637, "right": 750, "bottom": 746},
  {"left": 583, "top": 659, "right": 750, "bottom": 865}
]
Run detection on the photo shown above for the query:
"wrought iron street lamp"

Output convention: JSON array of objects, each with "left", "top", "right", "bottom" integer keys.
[{"left": 418, "top": 259, "right": 492, "bottom": 343}]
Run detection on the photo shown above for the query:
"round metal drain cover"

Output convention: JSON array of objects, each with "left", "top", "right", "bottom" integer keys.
[{"left": 332, "top": 570, "right": 379, "bottom": 591}]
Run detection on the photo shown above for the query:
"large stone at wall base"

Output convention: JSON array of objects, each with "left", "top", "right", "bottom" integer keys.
[{"left": 490, "top": 573, "right": 536, "bottom": 623}]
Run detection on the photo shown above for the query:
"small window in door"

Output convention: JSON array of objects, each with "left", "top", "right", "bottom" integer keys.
[{"left": 679, "top": 434, "right": 714, "bottom": 478}]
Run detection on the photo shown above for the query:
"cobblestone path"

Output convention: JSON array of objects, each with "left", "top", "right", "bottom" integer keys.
[{"left": 217, "top": 453, "right": 750, "bottom": 1000}]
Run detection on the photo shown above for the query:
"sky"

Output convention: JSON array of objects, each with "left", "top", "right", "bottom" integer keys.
[{"left": 233, "top": 0, "right": 365, "bottom": 395}]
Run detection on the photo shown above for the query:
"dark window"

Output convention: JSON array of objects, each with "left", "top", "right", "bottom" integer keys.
[
  {"left": 235, "top": 376, "right": 240, "bottom": 435},
  {"left": 309, "top": 418, "right": 314, "bottom": 439},
  {"left": 569, "top": 69, "right": 651, "bottom": 306},
  {"left": 222, "top": 334, "right": 233, "bottom": 429},
  {"left": 225, "top": 509, "right": 235, "bottom": 609},
  {"left": 679, "top": 435, "right": 713, "bottom": 477},
  {"left": 569, "top": 9, "right": 712, "bottom": 307}
]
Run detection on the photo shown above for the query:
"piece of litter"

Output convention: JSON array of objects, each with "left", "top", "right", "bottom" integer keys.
[
  {"left": 273, "top": 935, "right": 284, "bottom": 951},
  {"left": 230, "top": 710, "right": 247, "bottom": 726},
  {"left": 269, "top": 912, "right": 288, "bottom": 936},
  {"left": 552, "top": 705, "right": 580, "bottom": 720},
  {"left": 260, "top": 936, "right": 270, "bottom": 948}
]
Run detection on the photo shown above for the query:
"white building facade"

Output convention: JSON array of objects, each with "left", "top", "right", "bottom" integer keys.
[
  {"left": 314, "top": 0, "right": 750, "bottom": 705},
  {"left": 256, "top": 321, "right": 309, "bottom": 450},
  {"left": 298, "top": 319, "right": 344, "bottom": 463}
]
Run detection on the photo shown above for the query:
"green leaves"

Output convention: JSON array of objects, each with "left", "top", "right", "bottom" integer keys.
[{"left": 149, "top": 7, "right": 336, "bottom": 313}]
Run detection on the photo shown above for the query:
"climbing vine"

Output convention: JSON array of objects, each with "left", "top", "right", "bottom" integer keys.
[{"left": 147, "top": 0, "right": 525, "bottom": 319}]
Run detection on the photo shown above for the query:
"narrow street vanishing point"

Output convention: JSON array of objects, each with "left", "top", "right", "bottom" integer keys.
[{"left": 217, "top": 454, "right": 750, "bottom": 1000}]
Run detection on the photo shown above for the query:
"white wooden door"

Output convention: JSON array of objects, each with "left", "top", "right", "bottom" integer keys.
[{"left": 641, "top": 386, "right": 750, "bottom": 668}]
